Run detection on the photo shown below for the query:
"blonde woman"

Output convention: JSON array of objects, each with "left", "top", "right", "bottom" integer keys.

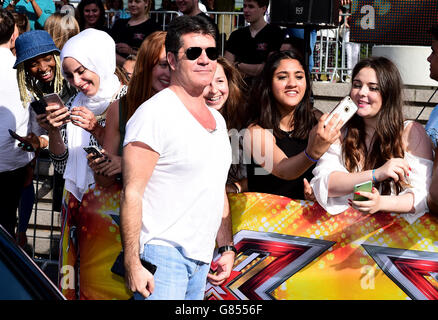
[
  {"left": 109, "top": 0, "right": 160, "bottom": 67},
  {"left": 44, "top": 12, "right": 80, "bottom": 50}
]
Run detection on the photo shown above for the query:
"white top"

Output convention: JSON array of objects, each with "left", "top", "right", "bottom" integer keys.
[
  {"left": 310, "top": 142, "right": 433, "bottom": 224},
  {"left": 124, "top": 88, "right": 232, "bottom": 263},
  {"left": 0, "top": 47, "right": 33, "bottom": 172},
  {"left": 61, "top": 28, "right": 121, "bottom": 201}
]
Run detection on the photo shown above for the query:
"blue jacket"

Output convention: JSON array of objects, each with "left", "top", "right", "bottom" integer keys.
[{"left": 3, "top": 0, "right": 55, "bottom": 30}]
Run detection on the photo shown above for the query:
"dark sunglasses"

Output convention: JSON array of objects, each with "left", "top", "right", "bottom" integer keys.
[{"left": 183, "top": 47, "right": 219, "bottom": 61}]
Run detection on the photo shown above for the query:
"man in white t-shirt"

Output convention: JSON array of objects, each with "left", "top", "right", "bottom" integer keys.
[
  {"left": 0, "top": 9, "right": 32, "bottom": 237},
  {"left": 121, "top": 15, "right": 235, "bottom": 300}
]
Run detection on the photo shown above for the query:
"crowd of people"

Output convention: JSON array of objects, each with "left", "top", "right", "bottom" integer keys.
[{"left": 1, "top": 0, "right": 438, "bottom": 300}]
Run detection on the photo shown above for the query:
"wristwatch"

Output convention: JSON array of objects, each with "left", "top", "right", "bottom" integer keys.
[{"left": 218, "top": 245, "right": 237, "bottom": 255}]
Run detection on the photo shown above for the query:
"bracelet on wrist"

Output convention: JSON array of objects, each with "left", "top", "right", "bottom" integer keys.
[
  {"left": 218, "top": 245, "right": 237, "bottom": 255},
  {"left": 372, "top": 169, "right": 378, "bottom": 183},
  {"left": 304, "top": 149, "right": 318, "bottom": 163},
  {"left": 227, "top": 183, "right": 239, "bottom": 194}
]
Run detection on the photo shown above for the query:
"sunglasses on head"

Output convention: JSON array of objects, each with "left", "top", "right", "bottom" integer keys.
[{"left": 183, "top": 47, "right": 219, "bottom": 61}]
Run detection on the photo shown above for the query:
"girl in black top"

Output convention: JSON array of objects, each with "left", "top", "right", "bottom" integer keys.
[
  {"left": 76, "top": 0, "right": 109, "bottom": 32},
  {"left": 243, "top": 50, "right": 342, "bottom": 200},
  {"left": 110, "top": 0, "right": 160, "bottom": 67}
]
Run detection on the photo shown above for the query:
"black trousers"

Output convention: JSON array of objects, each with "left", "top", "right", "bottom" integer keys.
[{"left": 0, "top": 165, "right": 27, "bottom": 237}]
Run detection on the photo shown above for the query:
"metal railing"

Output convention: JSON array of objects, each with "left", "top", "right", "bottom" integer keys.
[
  {"left": 24, "top": 156, "right": 60, "bottom": 284},
  {"left": 151, "top": 11, "right": 370, "bottom": 82}
]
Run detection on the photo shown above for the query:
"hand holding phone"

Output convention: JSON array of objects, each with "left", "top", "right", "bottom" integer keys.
[
  {"left": 83, "top": 146, "right": 104, "bottom": 160},
  {"left": 44, "top": 93, "right": 71, "bottom": 126},
  {"left": 8, "top": 129, "right": 35, "bottom": 152},
  {"left": 111, "top": 251, "right": 157, "bottom": 277},
  {"left": 324, "top": 96, "right": 358, "bottom": 128},
  {"left": 353, "top": 180, "right": 373, "bottom": 201}
]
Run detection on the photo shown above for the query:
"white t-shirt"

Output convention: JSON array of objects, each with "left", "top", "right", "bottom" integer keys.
[
  {"left": 124, "top": 88, "right": 232, "bottom": 263},
  {"left": 0, "top": 48, "right": 33, "bottom": 172}
]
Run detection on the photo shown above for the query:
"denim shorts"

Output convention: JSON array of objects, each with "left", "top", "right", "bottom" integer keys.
[{"left": 133, "top": 244, "right": 210, "bottom": 300}]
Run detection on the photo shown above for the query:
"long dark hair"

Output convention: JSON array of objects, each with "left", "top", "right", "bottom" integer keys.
[
  {"left": 76, "top": 0, "right": 107, "bottom": 31},
  {"left": 342, "top": 56, "right": 405, "bottom": 195},
  {"left": 245, "top": 49, "right": 316, "bottom": 139}
]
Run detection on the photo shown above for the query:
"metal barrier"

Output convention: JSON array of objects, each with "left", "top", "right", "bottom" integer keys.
[
  {"left": 105, "top": 9, "right": 371, "bottom": 81},
  {"left": 313, "top": 24, "right": 371, "bottom": 82},
  {"left": 28, "top": 156, "right": 60, "bottom": 282},
  {"left": 150, "top": 11, "right": 370, "bottom": 82}
]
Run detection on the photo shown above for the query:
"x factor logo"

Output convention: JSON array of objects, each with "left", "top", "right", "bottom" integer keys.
[
  {"left": 363, "top": 244, "right": 438, "bottom": 300},
  {"left": 206, "top": 230, "right": 335, "bottom": 300}
]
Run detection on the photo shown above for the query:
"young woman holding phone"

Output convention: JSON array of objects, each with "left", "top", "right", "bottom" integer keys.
[
  {"left": 310, "top": 57, "right": 433, "bottom": 223},
  {"left": 242, "top": 50, "right": 342, "bottom": 200}
]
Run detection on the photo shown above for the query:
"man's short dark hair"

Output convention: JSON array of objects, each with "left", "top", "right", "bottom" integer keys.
[
  {"left": 245, "top": 0, "right": 269, "bottom": 8},
  {"left": 0, "top": 9, "right": 15, "bottom": 45},
  {"left": 430, "top": 25, "right": 438, "bottom": 41},
  {"left": 165, "top": 15, "right": 217, "bottom": 55}
]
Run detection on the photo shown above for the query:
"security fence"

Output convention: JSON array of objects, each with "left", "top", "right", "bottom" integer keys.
[{"left": 107, "top": 10, "right": 371, "bottom": 82}]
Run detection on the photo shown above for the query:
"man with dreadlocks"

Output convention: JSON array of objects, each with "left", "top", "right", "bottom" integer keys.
[
  {"left": 14, "top": 30, "right": 77, "bottom": 108},
  {"left": 12, "top": 30, "right": 77, "bottom": 247}
]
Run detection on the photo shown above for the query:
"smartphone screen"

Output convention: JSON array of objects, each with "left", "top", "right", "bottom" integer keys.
[
  {"left": 43, "top": 93, "right": 65, "bottom": 108},
  {"left": 353, "top": 180, "right": 373, "bottom": 201}
]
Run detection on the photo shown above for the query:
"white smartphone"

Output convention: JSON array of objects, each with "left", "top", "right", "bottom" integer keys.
[{"left": 324, "top": 96, "right": 358, "bottom": 128}]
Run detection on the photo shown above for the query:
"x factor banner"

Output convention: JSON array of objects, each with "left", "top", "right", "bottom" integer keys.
[
  {"left": 349, "top": 0, "right": 438, "bottom": 46},
  {"left": 61, "top": 189, "right": 438, "bottom": 300},
  {"left": 207, "top": 193, "right": 438, "bottom": 300}
]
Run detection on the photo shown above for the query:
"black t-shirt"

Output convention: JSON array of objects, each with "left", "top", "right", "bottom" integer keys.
[
  {"left": 225, "top": 23, "right": 285, "bottom": 64},
  {"left": 110, "top": 18, "right": 161, "bottom": 55},
  {"left": 247, "top": 130, "right": 315, "bottom": 200}
]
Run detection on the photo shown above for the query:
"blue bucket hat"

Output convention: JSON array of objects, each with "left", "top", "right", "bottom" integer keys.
[{"left": 14, "top": 30, "right": 60, "bottom": 69}]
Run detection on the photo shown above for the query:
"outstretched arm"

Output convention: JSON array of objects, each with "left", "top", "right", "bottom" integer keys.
[{"left": 244, "top": 114, "right": 342, "bottom": 181}]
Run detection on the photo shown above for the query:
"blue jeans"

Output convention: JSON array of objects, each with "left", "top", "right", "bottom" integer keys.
[{"left": 134, "top": 244, "right": 210, "bottom": 300}]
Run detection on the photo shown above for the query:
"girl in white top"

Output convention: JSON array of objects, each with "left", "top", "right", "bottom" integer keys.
[{"left": 310, "top": 57, "right": 433, "bottom": 224}]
